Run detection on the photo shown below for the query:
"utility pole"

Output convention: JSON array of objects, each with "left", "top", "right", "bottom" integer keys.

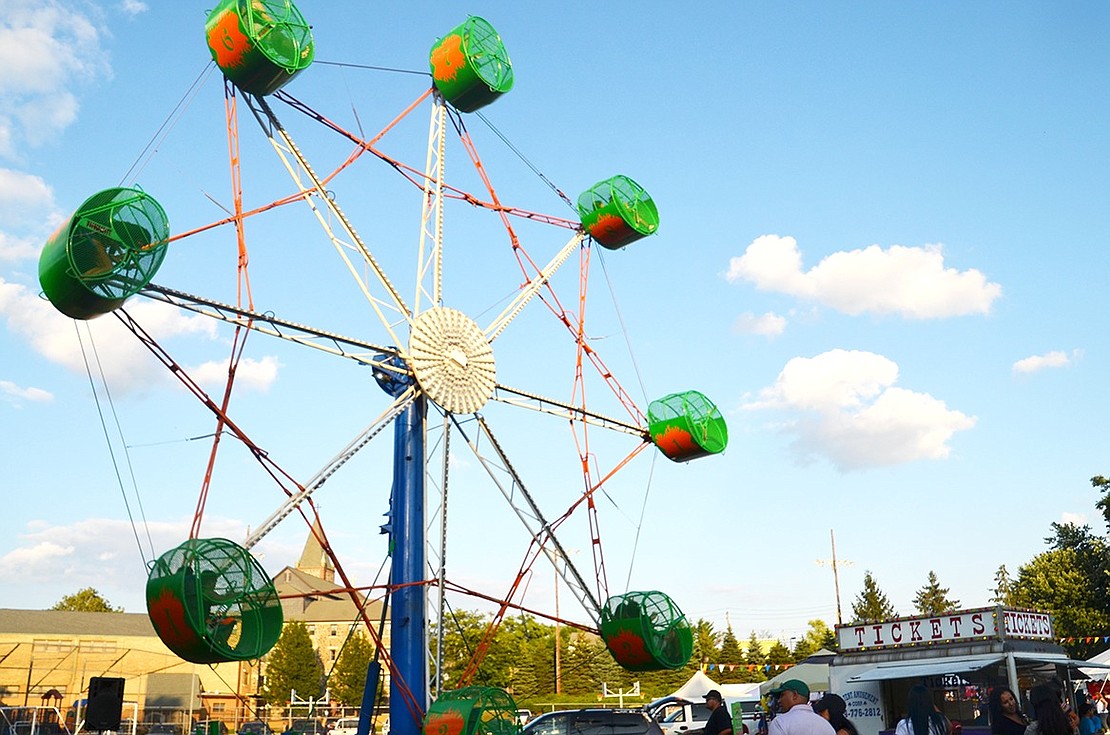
[
  {"left": 815, "top": 529, "right": 853, "bottom": 625},
  {"left": 554, "top": 561, "right": 562, "bottom": 694}
]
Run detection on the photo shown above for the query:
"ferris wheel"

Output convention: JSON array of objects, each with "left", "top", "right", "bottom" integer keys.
[{"left": 37, "top": 4, "right": 729, "bottom": 735}]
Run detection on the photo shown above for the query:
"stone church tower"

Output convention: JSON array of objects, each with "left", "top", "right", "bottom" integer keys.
[{"left": 296, "top": 518, "right": 335, "bottom": 583}]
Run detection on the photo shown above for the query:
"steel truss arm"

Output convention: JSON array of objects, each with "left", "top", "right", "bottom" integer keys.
[
  {"left": 484, "top": 231, "right": 586, "bottom": 343},
  {"left": 245, "top": 388, "right": 417, "bottom": 549},
  {"left": 447, "top": 413, "right": 603, "bottom": 620},
  {"left": 246, "top": 94, "right": 411, "bottom": 346},
  {"left": 490, "top": 383, "right": 649, "bottom": 439},
  {"left": 140, "top": 283, "right": 410, "bottom": 378}
]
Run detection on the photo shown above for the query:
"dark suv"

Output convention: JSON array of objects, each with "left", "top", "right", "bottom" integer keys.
[
  {"left": 284, "top": 721, "right": 327, "bottom": 735},
  {"left": 240, "top": 723, "right": 274, "bottom": 735},
  {"left": 523, "top": 710, "right": 665, "bottom": 735}
]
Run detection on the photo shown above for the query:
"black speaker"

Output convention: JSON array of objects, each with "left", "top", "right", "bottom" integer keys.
[{"left": 87, "top": 676, "right": 125, "bottom": 731}]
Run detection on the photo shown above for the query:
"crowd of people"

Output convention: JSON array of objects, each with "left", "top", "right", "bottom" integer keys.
[{"left": 744, "top": 680, "right": 1110, "bottom": 735}]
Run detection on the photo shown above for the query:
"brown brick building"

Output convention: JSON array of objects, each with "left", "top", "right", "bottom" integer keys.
[{"left": 0, "top": 525, "right": 387, "bottom": 733}]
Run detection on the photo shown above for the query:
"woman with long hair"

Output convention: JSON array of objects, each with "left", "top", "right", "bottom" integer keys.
[
  {"left": 895, "top": 685, "right": 950, "bottom": 735},
  {"left": 1025, "top": 684, "right": 1075, "bottom": 735},
  {"left": 989, "top": 687, "right": 1029, "bottom": 735},
  {"left": 813, "top": 694, "right": 860, "bottom": 735}
]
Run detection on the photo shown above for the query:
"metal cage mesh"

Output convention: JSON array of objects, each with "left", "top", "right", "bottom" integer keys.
[
  {"left": 68, "top": 188, "right": 169, "bottom": 300},
  {"left": 648, "top": 390, "right": 728, "bottom": 461},
  {"left": 600, "top": 591, "right": 693, "bottom": 671},
  {"left": 424, "top": 686, "right": 521, "bottom": 735},
  {"left": 146, "top": 538, "right": 283, "bottom": 664}
]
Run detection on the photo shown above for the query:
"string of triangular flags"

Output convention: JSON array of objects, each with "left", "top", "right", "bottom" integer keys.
[
  {"left": 703, "top": 663, "right": 796, "bottom": 673},
  {"left": 1058, "top": 636, "right": 1110, "bottom": 643}
]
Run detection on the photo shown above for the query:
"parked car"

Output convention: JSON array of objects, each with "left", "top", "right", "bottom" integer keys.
[
  {"left": 284, "top": 720, "right": 327, "bottom": 735},
  {"left": 523, "top": 709, "right": 664, "bottom": 735},
  {"left": 239, "top": 722, "right": 274, "bottom": 735},
  {"left": 329, "top": 718, "right": 360, "bottom": 735},
  {"left": 147, "top": 725, "right": 180, "bottom": 735}
]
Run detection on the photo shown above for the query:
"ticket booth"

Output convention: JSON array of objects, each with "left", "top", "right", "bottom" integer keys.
[{"left": 829, "top": 607, "right": 1108, "bottom": 735}]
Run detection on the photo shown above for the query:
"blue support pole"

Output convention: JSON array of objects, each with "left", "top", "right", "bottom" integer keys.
[{"left": 389, "top": 394, "right": 427, "bottom": 735}]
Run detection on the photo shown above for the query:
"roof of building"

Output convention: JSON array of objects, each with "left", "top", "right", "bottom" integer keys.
[
  {"left": 272, "top": 566, "right": 384, "bottom": 624},
  {"left": 0, "top": 608, "right": 158, "bottom": 637},
  {"left": 296, "top": 519, "right": 335, "bottom": 579}
]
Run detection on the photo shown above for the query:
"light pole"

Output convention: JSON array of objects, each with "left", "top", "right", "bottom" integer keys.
[{"left": 815, "top": 529, "right": 853, "bottom": 625}]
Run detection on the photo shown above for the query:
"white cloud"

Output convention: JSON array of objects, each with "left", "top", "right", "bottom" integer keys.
[
  {"left": 0, "top": 167, "right": 57, "bottom": 229},
  {"left": 118, "top": 0, "right": 148, "bottom": 17},
  {"left": 1012, "top": 350, "right": 1078, "bottom": 375},
  {"left": 0, "top": 277, "right": 230, "bottom": 393},
  {"left": 725, "top": 235, "right": 1002, "bottom": 319},
  {"left": 0, "top": 230, "right": 41, "bottom": 262},
  {"left": 1060, "top": 512, "right": 1087, "bottom": 527},
  {"left": 192, "top": 355, "right": 281, "bottom": 392},
  {"left": 0, "top": 379, "right": 53, "bottom": 403},
  {"left": 0, "top": 0, "right": 107, "bottom": 158},
  {"left": 745, "top": 349, "right": 977, "bottom": 470},
  {"left": 732, "top": 311, "right": 786, "bottom": 337}
]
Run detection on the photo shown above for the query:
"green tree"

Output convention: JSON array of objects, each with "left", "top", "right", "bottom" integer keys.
[
  {"left": 264, "top": 621, "right": 325, "bottom": 706},
  {"left": 560, "top": 634, "right": 607, "bottom": 695},
  {"left": 744, "top": 631, "right": 765, "bottom": 669},
  {"left": 765, "top": 640, "right": 793, "bottom": 667},
  {"left": 328, "top": 632, "right": 375, "bottom": 707},
  {"left": 692, "top": 619, "right": 719, "bottom": 667},
  {"left": 51, "top": 588, "right": 123, "bottom": 613},
  {"left": 850, "top": 571, "right": 897, "bottom": 623},
  {"left": 792, "top": 620, "right": 835, "bottom": 660},
  {"left": 913, "top": 571, "right": 960, "bottom": 615},
  {"left": 434, "top": 609, "right": 490, "bottom": 689},
  {"left": 807, "top": 619, "right": 838, "bottom": 652},
  {"left": 717, "top": 625, "right": 744, "bottom": 683},
  {"left": 1011, "top": 523, "right": 1110, "bottom": 659},
  {"left": 1092, "top": 475, "right": 1110, "bottom": 528},
  {"left": 991, "top": 564, "right": 1014, "bottom": 605}
]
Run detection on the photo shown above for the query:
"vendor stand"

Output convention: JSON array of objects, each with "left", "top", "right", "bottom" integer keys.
[{"left": 829, "top": 607, "right": 1107, "bottom": 735}]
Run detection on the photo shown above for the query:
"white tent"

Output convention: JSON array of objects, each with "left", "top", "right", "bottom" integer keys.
[
  {"left": 670, "top": 670, "right": 764, "bottom": 702},
  {"left": 1081, "top": 647, "right": 1110, "bottom": 680},
  {"left": 758, "top": 649, "right": 834, "bottom": 697}
]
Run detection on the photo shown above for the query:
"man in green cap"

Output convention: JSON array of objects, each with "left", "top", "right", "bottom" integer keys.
[{"left": 767, "top": 680, "right": 834, "bottom": 735}]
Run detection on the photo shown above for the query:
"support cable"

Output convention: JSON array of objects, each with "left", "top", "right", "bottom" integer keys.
[{"left": 74, "top": 321, "right": 154, "bottom": 565}]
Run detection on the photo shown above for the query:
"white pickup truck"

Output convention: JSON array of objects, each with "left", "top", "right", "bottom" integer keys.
[
  {"left": 645, "top": 696, "right": 759, "bottom": 735},
  {"left": 329, "top": 718, "right": 361, "bottom": 735}
]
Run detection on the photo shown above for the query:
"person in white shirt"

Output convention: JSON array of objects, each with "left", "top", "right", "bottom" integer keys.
[{"left": 768, "top": 680, "right": 836, "bottom": 735}]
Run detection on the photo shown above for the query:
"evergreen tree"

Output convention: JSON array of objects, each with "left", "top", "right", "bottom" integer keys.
[
  {"left": 850, "top": 571, "right": 897, "bottom": 623},
  {"left": 717, "top": 625, "right": 744, "bottom": 683},
  {"left": 692, "top": 619, "right": 720, "bottom": 667},
  {"left": 765, "top": 640, "right": 792, "bottom": 667},
  {"left": 50, "top": 588, "right": 123, "bottom": 613},
  {"left": 264, "top": 621, "right": 325, "bottom": 706},
  {"left": 744, "top": 631, "right": 765, "bottom": 668},
  {"left": 328, "top": 632, "right": 375, "bottom": 707},
  {"left": 913, "top": 571, "right": 960, "bottom": 615},
  {"left": 991, "top": 564, "right": 1014, "bottom": 605}
]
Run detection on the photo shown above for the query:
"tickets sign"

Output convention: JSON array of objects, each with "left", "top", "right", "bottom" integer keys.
[{"left": 837, "top": 608, "right": 1053, "bottom": 652}]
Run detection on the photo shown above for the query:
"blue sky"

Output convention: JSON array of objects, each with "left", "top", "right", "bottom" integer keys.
[{"left": 2, "top": 0, "right": 1109, "bottom": 651}]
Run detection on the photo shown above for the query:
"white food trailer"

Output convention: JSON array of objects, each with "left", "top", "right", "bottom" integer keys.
[{"left": 829, "top": 607, "right": 1104, "bottom": 735}]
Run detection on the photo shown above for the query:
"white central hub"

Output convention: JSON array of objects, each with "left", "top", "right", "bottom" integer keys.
[{"left": 408, "top": 306, "right": 496, "bottom": 413}]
